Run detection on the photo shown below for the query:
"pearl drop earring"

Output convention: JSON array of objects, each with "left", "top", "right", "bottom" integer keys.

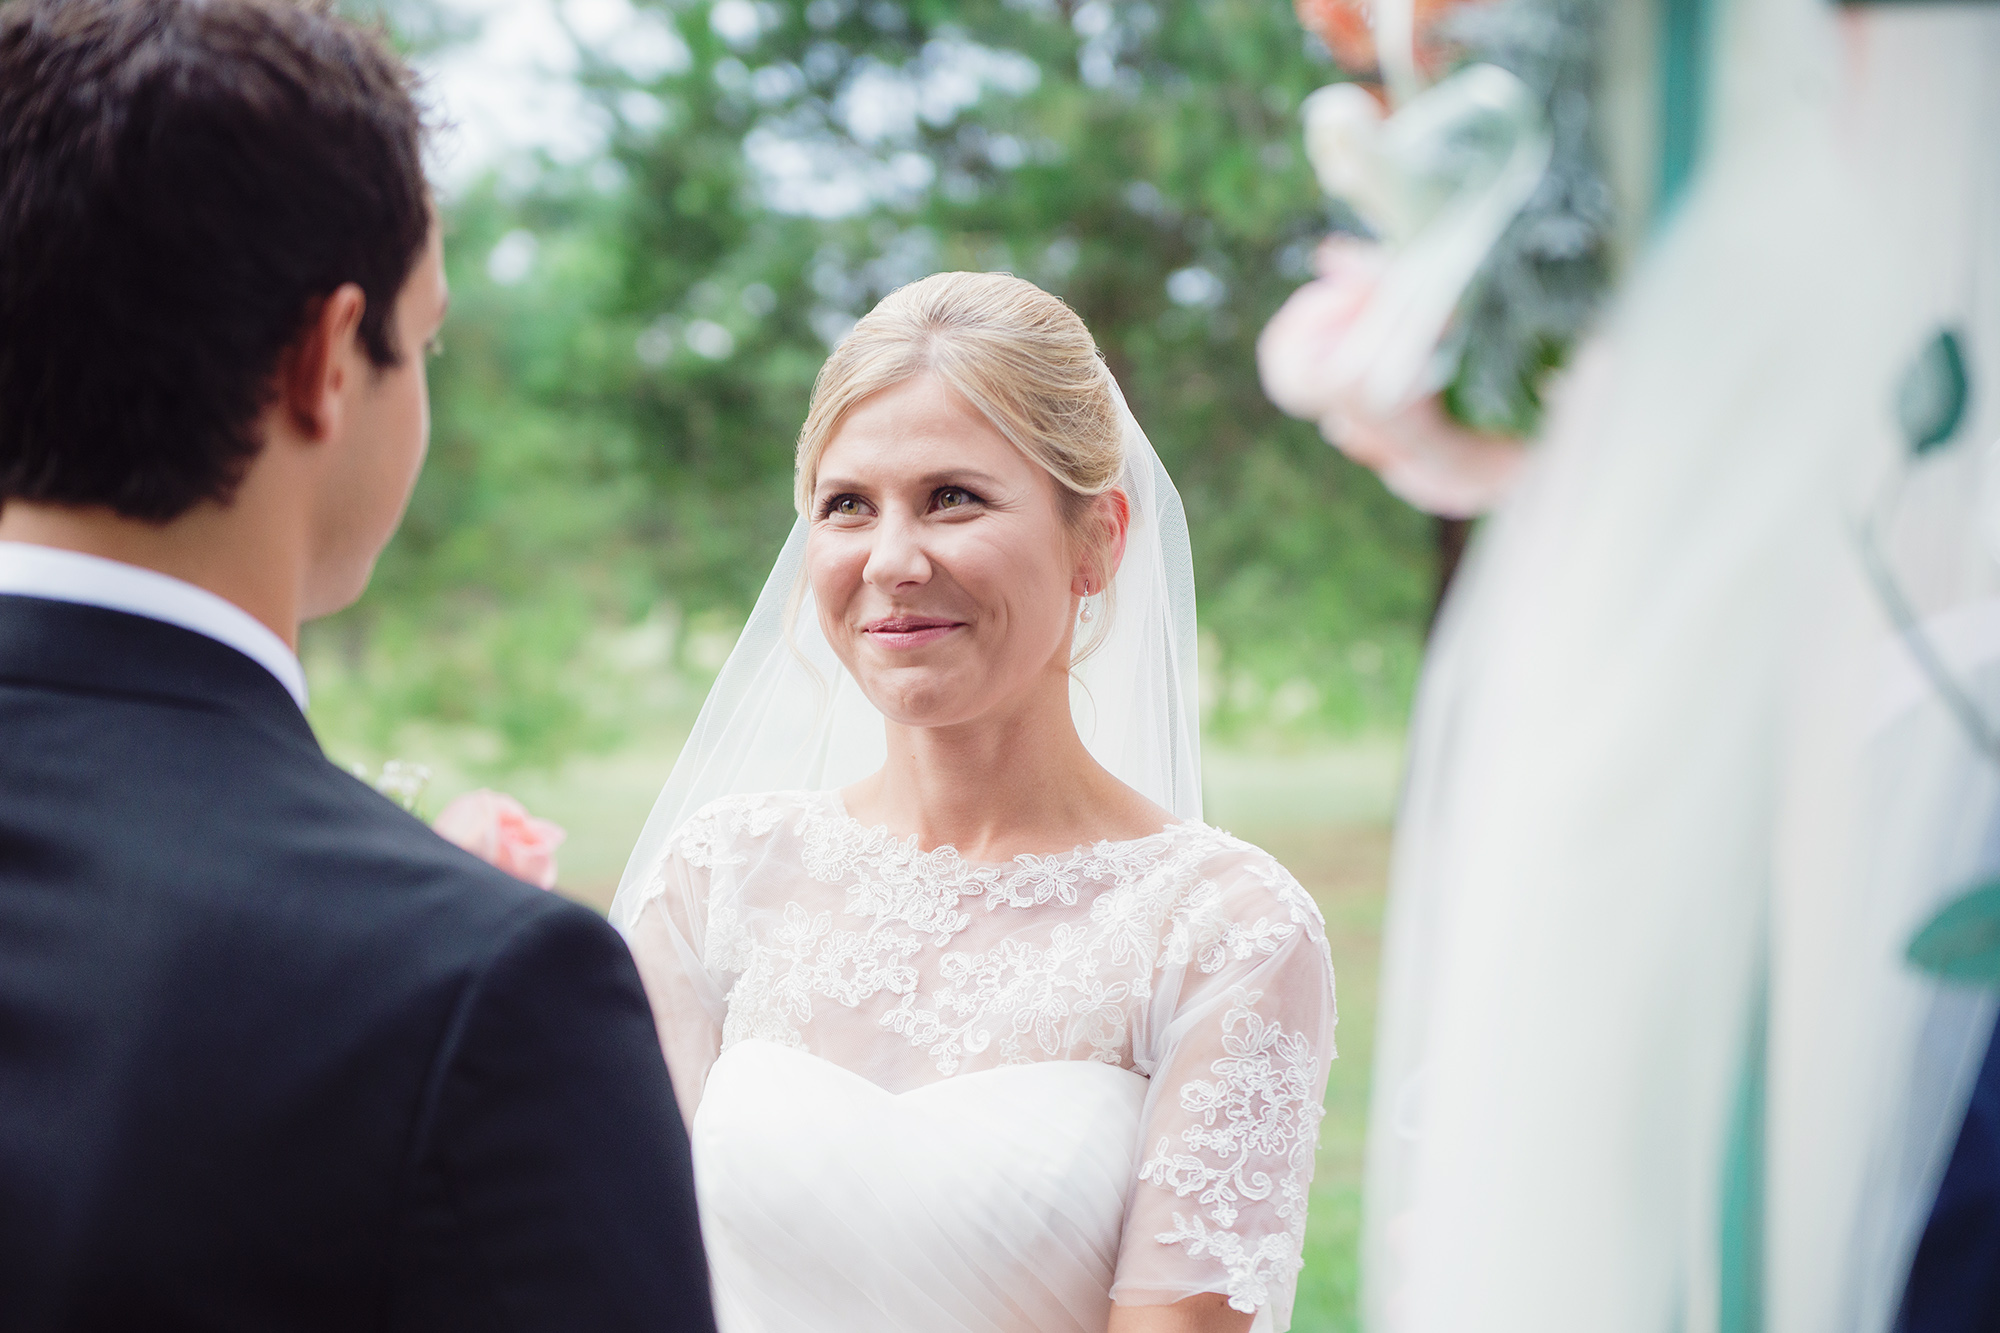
[{"left": 1079, "top": 584, "right": 1095, "bottom": 624}]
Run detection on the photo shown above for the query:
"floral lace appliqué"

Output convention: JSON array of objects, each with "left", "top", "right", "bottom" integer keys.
[
  {"left": 1140, "top": 985, "right": 1328, "bottom": 1313},
  {"left": 705, "top": 795, "right": 1274, "bottom": 1069},
  {"left": 879, "top": 922, "right": 1136, "bottom": 1074},
  {"left": 667, "top": 793, "right": 790, "bottom": 873}
]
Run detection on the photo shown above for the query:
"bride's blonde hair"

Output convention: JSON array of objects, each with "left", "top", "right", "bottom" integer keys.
[{"left": 793, "top": 272, "right": 1127, "bottom": 629}]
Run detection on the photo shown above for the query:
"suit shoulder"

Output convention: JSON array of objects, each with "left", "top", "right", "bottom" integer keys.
[{"left": 271, "top": 760, "right": 609, "bottom": 964}]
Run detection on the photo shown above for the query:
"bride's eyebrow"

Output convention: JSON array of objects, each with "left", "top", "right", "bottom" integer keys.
[
  {"left": 913, "top": 469, "right": 1003, "bottom": 490},
  {"left": 814, "top": 469, "right": 1005, "bottom": 494}
]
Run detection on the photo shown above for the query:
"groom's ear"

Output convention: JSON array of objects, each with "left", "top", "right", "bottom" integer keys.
[{"left": 275, "top": 285, "right": 369, "bottom": 445}]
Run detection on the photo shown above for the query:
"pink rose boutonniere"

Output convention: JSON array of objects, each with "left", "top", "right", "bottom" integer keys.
[{"left": 433, "top": 790, "right": 567, "bottom": 891}]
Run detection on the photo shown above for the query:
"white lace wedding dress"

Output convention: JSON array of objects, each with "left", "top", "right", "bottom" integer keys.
[{"left": 624, "top": 788, "right": 1338, "bottom": 1333}]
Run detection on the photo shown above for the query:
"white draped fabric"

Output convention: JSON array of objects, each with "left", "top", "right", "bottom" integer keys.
[
  {"left": 695, "top": 1043, "right": 1147, "bottom": 1332},
  {"left": 1765, "top": 14, "right": 2000, "bottom": 1330},
  {"left": 625, "top": 790, "right": 1337, "bottom": 1331},
  {"left": 1362, "top": 0, "right": 2000, "bottom": 1328}
]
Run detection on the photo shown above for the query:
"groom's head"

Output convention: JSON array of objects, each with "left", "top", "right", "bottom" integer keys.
[{"left": 0, "top": 0, "right": 442, "bottom": 618}]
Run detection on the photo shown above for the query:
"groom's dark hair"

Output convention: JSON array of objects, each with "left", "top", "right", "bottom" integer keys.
[{"left": 0, "top": 0, "right": 430, "bottom": 522}]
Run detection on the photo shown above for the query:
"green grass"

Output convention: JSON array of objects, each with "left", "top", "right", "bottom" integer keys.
[{"left": 1245, "top": 821, "right": 1389, "bottom": 1333}]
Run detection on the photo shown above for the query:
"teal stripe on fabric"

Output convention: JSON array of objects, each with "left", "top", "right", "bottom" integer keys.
[
  {"left": 1655, "top": 0, "right": 1711, "bottom": 221},
  {"left": 1720, "top": 969, "right": 1767, "bottom": 1333}
]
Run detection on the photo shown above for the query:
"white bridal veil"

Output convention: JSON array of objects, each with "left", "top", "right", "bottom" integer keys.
[{"left": 609, "top": 372, "right": 1202, "bottom": 932}]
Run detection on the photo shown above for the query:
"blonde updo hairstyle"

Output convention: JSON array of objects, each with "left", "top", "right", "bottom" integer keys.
[{"left": 795, "top": 271, "right": 1128, "bottom": 659}]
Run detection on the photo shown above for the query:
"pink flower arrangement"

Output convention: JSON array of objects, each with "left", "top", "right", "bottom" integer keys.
[
  {"left": 1257, "top": 236, "right": 1388, "bottom": 423},
  {"left": 1258, "top": 236, "right": 1525, "bottom": 518},
  {"left": 433, "top": 790, "right": 567, "bottom": 891},
  {"left": 1323, "top": 395, "right": 1527, "bottom": 520}
]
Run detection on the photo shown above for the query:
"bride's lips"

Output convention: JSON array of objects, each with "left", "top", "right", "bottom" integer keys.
[{"left": 861, "top": 615, "right": 965, "bottom": 650}]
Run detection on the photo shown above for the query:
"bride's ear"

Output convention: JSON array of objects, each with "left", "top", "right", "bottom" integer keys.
[{"left": 1071, "top": 488, "right": 1131, "bottom": 596}]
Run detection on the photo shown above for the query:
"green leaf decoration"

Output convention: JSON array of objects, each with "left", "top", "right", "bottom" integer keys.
[
  {"left": 1909, "top": 876, "right": 2000, "bottom": 984},
  {"left": 1897, "top": 328, "right": 1970, "bottom": 456}
]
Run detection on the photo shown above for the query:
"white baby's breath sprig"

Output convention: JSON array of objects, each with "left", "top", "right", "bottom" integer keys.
[{"left": 349, "top": 759, "right": 434, "bottom": 814}]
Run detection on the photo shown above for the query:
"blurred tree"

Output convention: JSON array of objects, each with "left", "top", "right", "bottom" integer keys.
[{"left": 309, "top": 0, "right": 1436, "bottom": 769}]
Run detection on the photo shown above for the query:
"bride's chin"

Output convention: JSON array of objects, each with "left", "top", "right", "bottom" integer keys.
[
  {"left": 872, "top": 697, "right": 966, "bottom": 730},
  {"left": 858, "top": 674, "right": 983, "bottom": 730}
]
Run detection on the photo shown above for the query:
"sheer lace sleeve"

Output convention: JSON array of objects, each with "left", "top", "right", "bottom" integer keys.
[
  {"left": 1111, "top": 848, "right": 1337, "bottom": 1328},
  {"left": 620, "top": 805, "right": 733, "bottom": 1131}
]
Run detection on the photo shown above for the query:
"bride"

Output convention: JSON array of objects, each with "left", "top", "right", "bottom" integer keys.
[{"left": 611, "top": 271, "right": 1337, "bottom": 1333}]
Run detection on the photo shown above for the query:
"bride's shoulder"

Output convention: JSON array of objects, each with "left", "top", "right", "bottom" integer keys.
[
  {"left": 666, "top": 789, "right": 830, "bottom": 864},
  {"left": 1157, "top": 821, "right": 1328, "bottom": 942}
]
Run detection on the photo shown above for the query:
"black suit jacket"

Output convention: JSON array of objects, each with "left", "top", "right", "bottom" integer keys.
[
  {"left": 0, "top": 594, "right": 714, "bottom": 1332},
  {"left": 1901, "top": 1011, "right": 2000, "bottom": 1333}
]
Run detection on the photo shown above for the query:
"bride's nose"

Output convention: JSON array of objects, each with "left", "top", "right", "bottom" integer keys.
[{"left": 861, "top": 508, "right": 932, "bottom": 591}]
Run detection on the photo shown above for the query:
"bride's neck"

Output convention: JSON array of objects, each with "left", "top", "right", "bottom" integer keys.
[{"left": 846, "top": 676, "right": 1169, "bottom": 862}]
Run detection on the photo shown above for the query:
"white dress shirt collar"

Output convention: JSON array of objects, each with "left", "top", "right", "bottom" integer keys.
[{"left": 0, "top": 541, "right": 308, "bottom": 711}]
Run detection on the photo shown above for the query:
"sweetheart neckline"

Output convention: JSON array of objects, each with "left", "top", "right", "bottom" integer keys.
[{"left": 709, "top": 1037, "right": 1152, "bottom": 1102}]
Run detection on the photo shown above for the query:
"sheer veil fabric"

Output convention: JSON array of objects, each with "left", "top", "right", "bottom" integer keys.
[{"left": 609, "top": 373, "right": 1202, "bottom": 935}]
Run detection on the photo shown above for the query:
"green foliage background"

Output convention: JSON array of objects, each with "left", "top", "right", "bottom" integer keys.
[{"left": 310, "top": 0, "right": 1435, "bottom": 775}]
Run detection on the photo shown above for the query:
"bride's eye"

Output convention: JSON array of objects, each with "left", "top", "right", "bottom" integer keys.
[
  {"left": 819, "top": 494, "right": 870, "bottom": 520},
  {"left": 932, "top": 487, "right": 981, "bottom": 512}
]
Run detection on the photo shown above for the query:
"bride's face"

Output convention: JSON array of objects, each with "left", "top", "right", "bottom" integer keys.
[{"left": 807, "top": 374, "right": 1100, "bottom": 729}]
